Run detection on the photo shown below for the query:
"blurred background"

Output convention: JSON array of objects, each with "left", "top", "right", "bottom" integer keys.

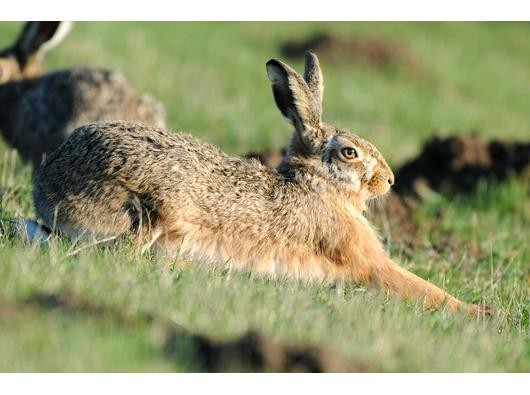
[{"left": 1, "top": 22, "right": 528, "bottom": 166}]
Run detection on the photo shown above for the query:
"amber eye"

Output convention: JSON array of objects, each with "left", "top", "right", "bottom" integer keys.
[{"left": 341, "top": 147, "right": 358, "bottom": 159}]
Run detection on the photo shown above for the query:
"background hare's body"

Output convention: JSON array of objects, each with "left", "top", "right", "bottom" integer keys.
[
  {"left": 0, "top": 22, "right": 165, "bottom": 166},
  {"left": 0, "top": 67, "right": 165, "bottom": 166}
]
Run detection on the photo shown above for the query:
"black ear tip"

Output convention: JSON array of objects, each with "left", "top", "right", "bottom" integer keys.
[
  {"left": 266, "top": 59, "right": 287, "bottom": 83},
  {"left": 305, "top": 50, "right": 319, "bottom": 63},
  {"left": 266, "top": 59, "right": 282, "bottom": 68}
]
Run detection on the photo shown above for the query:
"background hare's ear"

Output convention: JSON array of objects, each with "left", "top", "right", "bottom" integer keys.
[
  {"left": 303, "top": 51, "right": 324, "bottom": 110},
  {"left": 14, "top": 21, "right": 72, "bottom": 68},
  {"left": 266, "top": 57, "right": 323, "bottom": 141}
]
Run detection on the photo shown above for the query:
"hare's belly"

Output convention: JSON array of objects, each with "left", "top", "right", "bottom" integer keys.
[{"left": 157, "top": 223, "right": 337, "bottom": 281}]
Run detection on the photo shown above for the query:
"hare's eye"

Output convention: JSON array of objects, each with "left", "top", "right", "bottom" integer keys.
[{"left": 341, "top": 147, "right": 358, "bottom": 159}]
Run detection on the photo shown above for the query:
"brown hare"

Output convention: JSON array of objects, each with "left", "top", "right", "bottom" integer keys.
[
  {"left": 33, "top": 52, "right": 493, "bottom": 316},
  {"left": 0, "top": 21, "right": 166, "bottom": 167}
]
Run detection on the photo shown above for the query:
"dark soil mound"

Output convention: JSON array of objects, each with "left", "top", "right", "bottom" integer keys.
[
  {"left": 394, "top": 134, "right": 530, "bottom": 195},
  {"left": 168, "top": 330, "right": 370, "bottom": 373},
  {"left": 280, "top": 32, "right": 424, "bottom": 75},
  {"left": 370, "top": 193, "right": 419, "bottom": 251}
]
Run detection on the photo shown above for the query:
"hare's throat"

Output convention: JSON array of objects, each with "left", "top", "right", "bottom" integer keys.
[{"left": 340, "top": 190, "right": 367, "bottom": 215}]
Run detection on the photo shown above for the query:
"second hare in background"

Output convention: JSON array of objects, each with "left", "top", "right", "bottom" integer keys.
[
  {"left": 0, "top": 21, "right": 166, "bottom": 167},
  {"left": 33, "top": 52, "right": 494, "bottom": 317}
]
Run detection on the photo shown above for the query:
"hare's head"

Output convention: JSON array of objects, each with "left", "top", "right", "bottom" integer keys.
[
  {"left": 266, "top": 52, "right": 394, "bottom": 204},
  {"left": 0, "top": 21, "right": 71, "bottom": 84}
]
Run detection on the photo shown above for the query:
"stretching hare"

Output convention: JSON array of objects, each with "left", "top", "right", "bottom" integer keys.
[
  {"left": 33, "top": 52, "right": 493, "bottom": 316},
  {"left": 0, "top": 21, "right": 165, "bottom": 167}
]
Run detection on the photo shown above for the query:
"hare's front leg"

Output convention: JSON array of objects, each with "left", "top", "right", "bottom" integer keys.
[
  {"left": 369, "top": 256, "right": 495, "bottom": 316},
  {"left": 332, "top": 244, "right": 493, "bottom": 316}
]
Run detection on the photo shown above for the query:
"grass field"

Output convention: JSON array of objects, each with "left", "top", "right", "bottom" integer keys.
[{"left": 0, "top": 22, "right": 529, "bottom": 372}]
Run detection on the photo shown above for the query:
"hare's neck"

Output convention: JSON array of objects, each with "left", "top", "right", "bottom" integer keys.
[
  {"left": 278, "top": 161, "right": 366, "bottom": 212},
  {"left": 273, "top": 171, "right": 379, "bottom": 248}
]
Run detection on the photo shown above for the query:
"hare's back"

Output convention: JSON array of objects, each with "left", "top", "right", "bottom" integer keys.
[
  {"left": 38, "top": 121, "right": 227, "bottom": 184},
  {"left": 36, "top": 120, "right": 274, "bottom": 207}
]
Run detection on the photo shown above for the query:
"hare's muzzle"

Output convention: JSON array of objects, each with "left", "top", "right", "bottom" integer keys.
[{"left": 367, "top": 166, "right": 394, "bottom": 197}]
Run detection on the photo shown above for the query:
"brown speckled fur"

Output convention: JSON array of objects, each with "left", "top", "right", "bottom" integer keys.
[
  {"left": 0, "top": 22, "right": 165, "bottom": 167},
  {"left": 33, "top": 53, "right": 493, "bottom": 317}
]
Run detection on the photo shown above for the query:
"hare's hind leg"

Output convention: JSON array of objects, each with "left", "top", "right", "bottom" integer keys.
[{"left": 34, "top": 181, "right": 136, "bottom": 242}]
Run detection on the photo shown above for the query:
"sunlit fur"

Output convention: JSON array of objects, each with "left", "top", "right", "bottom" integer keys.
[{"left": 33, "top": 53, "right": 494, "bottom": 317}]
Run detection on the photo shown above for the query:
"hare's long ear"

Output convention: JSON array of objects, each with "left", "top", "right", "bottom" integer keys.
[
  {"left": 303, "top": 51, "right": 324, "bottom": 110},
  {"left": 14, "top": 21, "right": 72, "bottom": 68},
  {"left": 267, "top": 55, "right": 324, "bottom": 148}
]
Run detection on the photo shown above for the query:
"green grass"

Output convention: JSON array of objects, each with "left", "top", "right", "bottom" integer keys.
[{"left": 0, "top": 22, "right": 529, "bottom": 372}]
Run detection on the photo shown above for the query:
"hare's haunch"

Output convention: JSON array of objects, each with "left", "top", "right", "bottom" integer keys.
[
  {"left": 0, "top": 21, "right": 165, "bottom": 166},
  {"left": 33, "top": 52, "right": 493, "bottom": 316}
]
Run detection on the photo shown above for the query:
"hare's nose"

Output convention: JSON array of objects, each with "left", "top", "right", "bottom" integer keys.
[{"left": 387, "top": 174, "right": 395, "bottom": 186}]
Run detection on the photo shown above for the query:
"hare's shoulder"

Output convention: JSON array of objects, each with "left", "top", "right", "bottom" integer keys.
[{"left": 58, "top": 121, "right": 278, "bottom": 182}]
